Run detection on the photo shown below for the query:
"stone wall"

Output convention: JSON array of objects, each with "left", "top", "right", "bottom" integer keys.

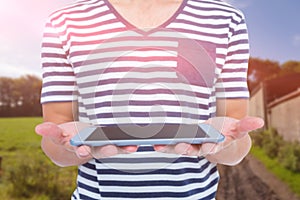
[
  {"left": 250, "top": 85, "right": 300, "bottom": 142},
  {"left": 268, "top": 90, "right": 300, "bottom": 142}
]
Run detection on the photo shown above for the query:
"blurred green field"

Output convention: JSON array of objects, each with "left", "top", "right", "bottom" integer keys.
[
  {"left": 0, "top": 117, "right": 42, "bottom": 157},
  {"left": 0, "top": 117, "right": 76, "bottom": 200}
]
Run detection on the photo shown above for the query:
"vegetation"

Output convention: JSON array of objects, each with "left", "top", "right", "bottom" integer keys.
[
  {"left": 247, "top": 58, "right": 300, "bottom": 92},
  {"left": 251, "top": 128, "right": 300, "bottom": 173},
  {"left": 0, "top": 75, "right": 42, "bottom": 117},
  {"left": 250, "top": 129, "right": 300, "bottom": 196},
  {"left": 0, "top": 118, "right": 76, "bottom": 200}
]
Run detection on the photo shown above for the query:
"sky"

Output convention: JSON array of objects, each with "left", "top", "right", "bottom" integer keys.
[{"left": 0, "top": 0, "right": 299, "bottom": 78}]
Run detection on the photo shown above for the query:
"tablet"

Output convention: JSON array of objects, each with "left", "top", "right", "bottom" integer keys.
[{"left": 70, "top": 123, "right": 225, "bottom": 147}]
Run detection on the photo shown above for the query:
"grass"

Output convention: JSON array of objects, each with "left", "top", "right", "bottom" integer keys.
[
  {"left": 0, "top": 117, "right": 76, "bottom": 200},
  {"left": 251, "top": 146, "right": 300, "bottom": 197},
  {"left": 0, "top": 117, "right": 43, "bottom": 167}
]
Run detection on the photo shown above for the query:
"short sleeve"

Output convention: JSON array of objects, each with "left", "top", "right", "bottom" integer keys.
[
  {"left": 215, "top": 16, "right": 250, "bottom": 99},
  {"left": 40, "top": 19, "right": 78, "bottom": 104}
]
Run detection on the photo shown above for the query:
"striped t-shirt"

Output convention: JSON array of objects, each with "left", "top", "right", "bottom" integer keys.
[{"left": 41, "top": 0, "right": 250, "bottom": 199}]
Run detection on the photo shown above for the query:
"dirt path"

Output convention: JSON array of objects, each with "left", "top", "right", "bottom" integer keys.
[{"left": 216, "top": 155, "right": 300, "bottom": 200}]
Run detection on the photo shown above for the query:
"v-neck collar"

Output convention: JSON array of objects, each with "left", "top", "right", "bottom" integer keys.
[{"left": 104, "top": 0, "right": 187, "bottom": 35}]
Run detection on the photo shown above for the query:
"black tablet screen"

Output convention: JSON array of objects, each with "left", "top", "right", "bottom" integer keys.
[{"left": 85, "top": 124, "right": 209, "bottom": 141}]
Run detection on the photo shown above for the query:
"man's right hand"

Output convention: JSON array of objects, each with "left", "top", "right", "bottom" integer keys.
[{"left": 35, "top": 122, "right": 138, "bottom": 166}]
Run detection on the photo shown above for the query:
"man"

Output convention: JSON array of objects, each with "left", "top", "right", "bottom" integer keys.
[{"left": 36, "top": 0, "right": 264, "bottom": 199}]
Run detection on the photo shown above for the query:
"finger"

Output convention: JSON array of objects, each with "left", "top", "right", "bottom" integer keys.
[
  {"left": 94, "top": 145, "right": 121, "bottom": 159},
  {"left": 174, "top": 143, "right": 197, "bottom": 155},
  {"left": 76, "top": 145, "right": 92, "bottom": 158},
  {"left": 174, "top": 143, "right": 190, "bottom": 155},
  {"left": 154, "top": 143, "right": 200, "bottom": 156},
  {"left": 187, "top": 144, "right": 202, "bottom": 156},
  {"left": 153, "top": 145, "right": 166, "bottom": 151},
  {"left": 76, "top": 145, "right": 138, "bottom": 159},
  {"left": 119, "top": 145, "right": 139, "bottom": 153},
  {"left": 199, "top": 143, "right": 220, "bottom": 156},
  {"left": 58, "top": 122, "right": 91, "bottom": 137},
  {"left": 35, "top": 122, "right": 65, "bottom": 144},
  {"left": 236, "top": 116, "right": 264, "bottom": 133},
  {"left": 153, "top": 144, "right": 176, "bottom": 154}
]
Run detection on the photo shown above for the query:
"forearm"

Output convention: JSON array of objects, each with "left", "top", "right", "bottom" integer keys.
[
  {"left": 205, "top": 134, "right": 252, "bottom": 166},
  {"left": 209, "top": 99, "right": 251, "bottom": 165}
]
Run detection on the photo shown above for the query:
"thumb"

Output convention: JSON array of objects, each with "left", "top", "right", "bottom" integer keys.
[
  {"left": 236, "top": 116, "right": 265, "bottom": 133},
  {"left": 35, "top": 122, "right": 65, "bottom": 144}
]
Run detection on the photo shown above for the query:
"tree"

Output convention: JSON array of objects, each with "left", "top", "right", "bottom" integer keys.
[
  {"left": 280, "top": 60, "right": 300, "bottom": 75},
  {"left": 14, "top": 75, "right": 42, "bottom": 116},
  {"left": 0, "top": 75, "right": 42, "bottom": 117},
  {"left": 0, "top": 77, "right": 16, "bottom": 116},
  {"left": 247, "top": 58, "right": 281, "bottom": 92}
]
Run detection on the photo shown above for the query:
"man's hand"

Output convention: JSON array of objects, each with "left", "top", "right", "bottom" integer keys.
[
  {"left": 154, "top": 116, "right": 264, "bottom": 165},
  {"left": 35, "top": 122, "right": 138, "bottom": 162},
  {"left": 199, "top": 116, "right": 264, "bottom": 155}
]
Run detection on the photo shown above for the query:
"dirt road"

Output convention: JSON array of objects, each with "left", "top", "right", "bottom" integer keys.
[{"left": 216, "top": 155, "right": 300, "bottom": 200}]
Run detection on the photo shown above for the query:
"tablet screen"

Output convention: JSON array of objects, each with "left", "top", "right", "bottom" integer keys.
[{"left": 85, "top": 124, "right": 209, "bottom": 141}]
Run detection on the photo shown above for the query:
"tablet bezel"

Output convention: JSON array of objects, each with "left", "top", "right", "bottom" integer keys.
[{"left": 70, "top": 123, "right": 225, "bottom": 147}]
